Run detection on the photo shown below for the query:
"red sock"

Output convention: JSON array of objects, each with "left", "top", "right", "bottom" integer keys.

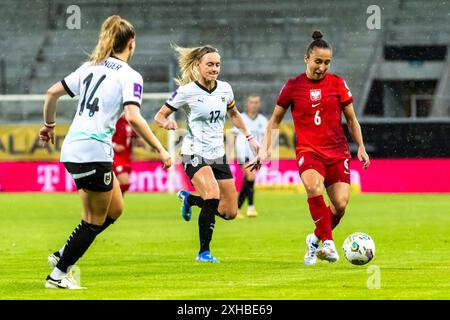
[
  {"left": 329, "top": 206, "right": 342, "bottom": 230},
  {"left": 120, "top": 184, "right": 130, "bottom": 195},
  {"left": 307, "top": 195, "right": 333, "bottom": 241}
]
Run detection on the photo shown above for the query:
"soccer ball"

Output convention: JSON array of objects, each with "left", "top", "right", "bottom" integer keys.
[{"left": 342, "top": 232, "right": 375, "bottom": 265}]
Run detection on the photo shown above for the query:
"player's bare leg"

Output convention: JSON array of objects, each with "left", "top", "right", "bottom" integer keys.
[
  {"left": 217, "top": 178, "right": 238, "bottom": 220},
  {"left": 326, "top": 182, "right": 350, "bottom": 230},
  {"left": 106, "top": 176, "right": 125, "bottom": 220}
]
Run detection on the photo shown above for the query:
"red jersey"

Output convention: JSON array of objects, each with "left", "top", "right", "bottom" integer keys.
[
  {"left": 112, "top": 116, "right": 136, "bottom": 165},
  {"left": 277, "top": 73, "right": 353, "bottom": 161}
]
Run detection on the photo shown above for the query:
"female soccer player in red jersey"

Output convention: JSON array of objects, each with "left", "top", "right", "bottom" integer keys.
[
  {"left": 253, "top": 30, "right": 370, "bottom": 265},
  {"left": 112, "top": 115, "right": 143, "bottom": 196}
]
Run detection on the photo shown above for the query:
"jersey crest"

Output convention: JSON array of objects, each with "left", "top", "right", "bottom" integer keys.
[{"left": 310, "top": 89, "right": 321, "bottom": 101}]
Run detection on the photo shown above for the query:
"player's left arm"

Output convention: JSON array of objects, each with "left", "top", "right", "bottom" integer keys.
[
  {"left": 227, "top": 106, "right": 259, "bottom": 156},
  {"left": 343, "top": 104, "right": 370, "bottom": 170}
]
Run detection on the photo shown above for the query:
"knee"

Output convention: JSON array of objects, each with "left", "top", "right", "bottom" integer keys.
[
  {"left": 221, "top": 210, "right": 237, "bottom": 220},
  {"left": 218, "top": 205, "right": 238, "bottom": 220},
  {"left": 108, "top": 202, "right": 124, "bottom": 219},
  {"left": 304, "top": 183, "right": 323, "bottom": 197},
  {"left": 108, "top": 207, "right": 123, "bottom": 220},
  {"left": 203, "top": 189, "right": 220, "bottom": 200},
  {"left": 334, "top": 198, "right": 349, "bottom": 215}
]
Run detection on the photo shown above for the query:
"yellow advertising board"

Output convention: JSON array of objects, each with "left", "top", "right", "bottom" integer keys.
[{"left": 0, "top": 122, "right": 296, "bottom": 161}]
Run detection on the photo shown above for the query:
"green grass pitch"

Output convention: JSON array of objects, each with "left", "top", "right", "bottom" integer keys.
[{"left": 0, "top": 192, "right": 449, "bottom": 299}]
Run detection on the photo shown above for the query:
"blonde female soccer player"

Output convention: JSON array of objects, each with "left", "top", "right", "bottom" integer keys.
[
  {"left": 39, "top": 15, "right": 172, "bottom": 289},
  {"left": 154, "top": 45, "right": 259, "bottom": 262}
]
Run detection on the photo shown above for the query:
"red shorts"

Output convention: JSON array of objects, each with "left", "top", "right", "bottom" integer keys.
[
  {"left": 113, "top": 162, "right": 131, "bottom": 176},
  {"left": 297, "top": 152, "right": 351, "bottom": 187}
]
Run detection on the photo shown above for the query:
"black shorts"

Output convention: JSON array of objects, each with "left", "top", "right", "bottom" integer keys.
[
  {"left": 182, "top": 154, "right": 233, "bottom": 181},
  {"left": 64, "top": 162, "right": 114, "bottom": 192}
]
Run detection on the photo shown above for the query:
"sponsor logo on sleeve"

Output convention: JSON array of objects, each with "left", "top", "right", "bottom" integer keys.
[
  {"left": 133, "top": 83, "right": 142, "bottom": 99},
  {"left": 168, "top": 90, "right": 178, "bottom": 101}
]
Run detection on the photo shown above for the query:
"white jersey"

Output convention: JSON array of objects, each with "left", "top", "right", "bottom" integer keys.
[
  {"left": 60, "top": 57, "right": 143, "bottom": 163},
  {"left": 165, "top": 80, "right": 235, "bottom": 159},
  {"left": 232, "top": 113, "right": 267, "bottom": 163}
]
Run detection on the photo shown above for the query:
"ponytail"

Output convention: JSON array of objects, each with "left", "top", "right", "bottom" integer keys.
[{"left": 89, "top": 15, "right": 135, "bottom": 64}]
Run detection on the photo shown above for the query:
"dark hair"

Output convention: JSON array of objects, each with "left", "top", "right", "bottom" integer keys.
[{"left": 305, "top": 30, "right": 332, "bottom": 57}]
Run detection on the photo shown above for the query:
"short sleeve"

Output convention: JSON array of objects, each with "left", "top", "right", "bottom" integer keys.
[
  {"left": 339, "top": 78, "right": 353, "bottom": 107},
  {"left": 122, "top": 71, "right": 143, "bottom": 108},
  {"left": 61, "top": 63, "right": 88, "bottom": 97},
  {"left": 226, "top": 85, "right": 236, "bottom": 110},
  {"left": 165, "top": 88, "right": 188, "bottom": 111},
  {"left": 276, "top": 80, "right": 293, "bottom": 109}
]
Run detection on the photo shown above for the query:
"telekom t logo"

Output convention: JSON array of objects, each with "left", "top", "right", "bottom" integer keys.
[{"left": 37, "top": 165, "right": 60, "bottom": 192}]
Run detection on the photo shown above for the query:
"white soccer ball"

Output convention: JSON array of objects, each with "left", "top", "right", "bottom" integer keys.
[{"left": 342, "top": 232, "right": 375, "bottom": 265}]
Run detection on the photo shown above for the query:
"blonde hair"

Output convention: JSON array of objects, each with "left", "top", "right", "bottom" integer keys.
[
  {"left": 172, "top": 44, "right": 219, "bottom": 85},
  {"left": 89, "top": 15, "right": 135, "bottom": 64}
]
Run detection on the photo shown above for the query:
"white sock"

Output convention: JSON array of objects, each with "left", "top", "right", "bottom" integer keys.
[
  {"left": 50, "top": 267, "right": 67, "bottom": 280},
  {"left": 248, "top": 205, "right": 254, "bottom": 210},
  {"left": 311, "top": 233, "right": 320, "bottom": 244}
]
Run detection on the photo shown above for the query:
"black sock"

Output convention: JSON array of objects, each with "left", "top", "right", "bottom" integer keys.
[
  {"left": 247, "top": 180, "right": 255, "bottom": 206},
  {"left": 56, "top": 220, "right": 102, "bottom": 272},
  {"left": 99, "top": 216, "right": 116, "bottom": 233},
  {"left": 53, "top": 216, "right": 116, "bottom": 257},
  {"left": 187, "top": 194, "right": 204, "bottom": 208},
  {"left": 238, "top": 178, "right": 249, "bottom": 208},
  {"left": 198, "top": 199, "right": 219, "bottom": 253}
]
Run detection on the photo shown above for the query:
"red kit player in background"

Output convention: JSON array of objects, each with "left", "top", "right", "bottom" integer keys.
[
  {"left": 252, "top": 30, "right": 370, "bottom": 265},
  {"left": 112, "top": 115, "right": 142, "bottom": 196}
]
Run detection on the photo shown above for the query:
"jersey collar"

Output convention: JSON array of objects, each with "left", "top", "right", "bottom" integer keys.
[
  {"left": 195, "top": 80, "right": 217, "bottom": 94},
  {"left": 110, "top": 55, "right": 126, "bottom": 63}
]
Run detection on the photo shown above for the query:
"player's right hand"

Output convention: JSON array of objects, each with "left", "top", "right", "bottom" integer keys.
[
  {"left": 245, "top": 157, "right": 261, "bottom": 172},
  {"left": 357, "top": 146, "right": 370, "bottom": 170},
  {"left": 246, "top": 148, "right": 271, "bottom": 172},
  {"left": 160, "top": 149, "right": 172, "bottom": 169},
  {"left": 163, "top": 120, "right": 178, "bottom": 130},
  {"left": 39, "top": 126, "right": 55, "bottom": 146}
]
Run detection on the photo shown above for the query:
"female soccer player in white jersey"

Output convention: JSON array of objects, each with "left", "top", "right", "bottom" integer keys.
[
  {"left": 39, "top": 15, "right": 172, "bottom": 289},
  {"left": 230, "top": 95, "right": 268, "bottom": 218},
  {"left": 154, "top": 45, "right": 259, "bottom": 262}
]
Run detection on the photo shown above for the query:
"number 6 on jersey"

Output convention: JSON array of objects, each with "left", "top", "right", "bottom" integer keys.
[{"left": 314, "top": 110, "right": 321, "bottom": 126}]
